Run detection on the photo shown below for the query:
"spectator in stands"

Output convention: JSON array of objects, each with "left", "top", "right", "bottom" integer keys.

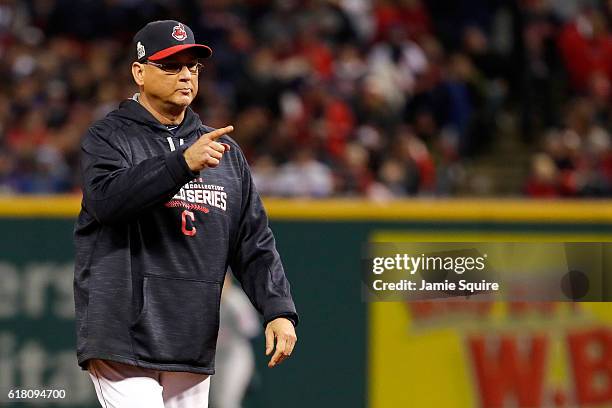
[{"left": 0, "top": 0, "right": 609, "bottom": 198}]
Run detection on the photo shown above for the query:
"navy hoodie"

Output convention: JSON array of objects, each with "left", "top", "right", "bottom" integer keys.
[{"left": 73, "top": 97, "right": 298, "bottom": 374}]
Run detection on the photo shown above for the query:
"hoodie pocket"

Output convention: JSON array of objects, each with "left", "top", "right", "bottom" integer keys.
[{"left": 130, "top": 275, "right": 221, "bottom": 366}]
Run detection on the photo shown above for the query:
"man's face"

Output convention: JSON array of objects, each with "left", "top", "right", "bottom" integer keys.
[{"left": 137, "top": 50, "right": 201, "bottom": 109}]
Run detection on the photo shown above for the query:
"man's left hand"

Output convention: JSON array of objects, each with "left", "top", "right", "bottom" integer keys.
[{"left": 265, "top": 317, "right": 297, "bottom": 367}]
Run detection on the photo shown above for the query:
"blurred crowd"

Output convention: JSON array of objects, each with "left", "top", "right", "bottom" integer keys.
[
  {"left": 522, "top": 0, "right": 612, "bottom": 197},
  {"left": 0, "top": 0, "right": 610, "bottom": 197}
]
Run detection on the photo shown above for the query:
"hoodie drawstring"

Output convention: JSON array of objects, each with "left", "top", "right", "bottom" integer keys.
[{"left": 166, "top": 138, "right": 184, "bottom": 152}]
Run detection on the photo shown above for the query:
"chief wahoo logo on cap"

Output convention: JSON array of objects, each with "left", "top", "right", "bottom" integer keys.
[{"left": 172, "top": 23, "right": 188, "bottom": 41}]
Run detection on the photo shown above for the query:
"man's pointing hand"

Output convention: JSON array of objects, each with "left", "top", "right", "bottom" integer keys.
[{"left": 184, "top": 125, "right": 233, "bottom": 172}]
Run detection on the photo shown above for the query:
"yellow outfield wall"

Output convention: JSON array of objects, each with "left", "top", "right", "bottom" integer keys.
[
  {"left": 369, "top": 230, "right": 612, "bottom": 408},
  {"left": 0, "top": 195, "right": 611, "bottom": 222}
]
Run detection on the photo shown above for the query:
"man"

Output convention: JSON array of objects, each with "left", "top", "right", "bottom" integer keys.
[{"left": 73, "top": 20, "right": 298, "bottom": 408}]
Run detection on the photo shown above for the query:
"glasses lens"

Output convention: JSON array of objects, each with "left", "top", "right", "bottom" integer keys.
[
  {"left": 186, "top": 62, "right": 199, "bottom": 73},
  {"left": 148, "top": 61, "right": 201, "bottom": 74},
  {"left": 163, "top": 63, "right": 183, "bottom": 73}
]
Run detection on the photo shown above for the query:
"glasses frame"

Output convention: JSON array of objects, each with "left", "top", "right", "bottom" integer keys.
[{"left": 144, "top": 60, "right": 204, "bottom": 75}]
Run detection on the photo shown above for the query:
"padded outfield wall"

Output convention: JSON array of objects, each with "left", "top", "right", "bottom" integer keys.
[{"left": 0, "top": 197, "right": 611, "bottom": 408}]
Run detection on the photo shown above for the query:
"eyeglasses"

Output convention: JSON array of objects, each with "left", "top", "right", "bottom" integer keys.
[{"left": 144, "top": 60, "right": 204, "bottom": 74}]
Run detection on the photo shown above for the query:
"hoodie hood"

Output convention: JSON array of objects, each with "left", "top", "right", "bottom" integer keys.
[{"left": 109, "top": 94, "right": 204, "bottom": 140}]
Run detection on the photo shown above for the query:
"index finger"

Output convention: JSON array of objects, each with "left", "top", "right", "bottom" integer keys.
[{"left": 204, "top": 126, "right": 234, "bottom": 141}]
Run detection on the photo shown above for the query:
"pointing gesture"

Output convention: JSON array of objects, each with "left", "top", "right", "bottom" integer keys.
[{"left": 184, "top": 125, "right": 234, "bottom": 172}]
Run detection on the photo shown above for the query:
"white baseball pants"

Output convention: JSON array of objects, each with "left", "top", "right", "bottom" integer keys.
[{"left": 87, "top": 359, "right": 210, "bottom": 408}]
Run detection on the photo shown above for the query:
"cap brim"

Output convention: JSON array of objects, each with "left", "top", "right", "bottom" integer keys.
[{"left": 148, "top": 44, "right": 212, "bottom": 61}]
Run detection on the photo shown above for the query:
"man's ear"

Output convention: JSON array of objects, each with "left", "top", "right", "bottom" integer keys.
[{"left": 132, "top": 62, "right": 145, "bottom": 87}]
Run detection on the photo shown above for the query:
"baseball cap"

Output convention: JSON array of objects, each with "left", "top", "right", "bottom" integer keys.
[{"left": 133, "top": 20, "right": 212, "bottom": 62}]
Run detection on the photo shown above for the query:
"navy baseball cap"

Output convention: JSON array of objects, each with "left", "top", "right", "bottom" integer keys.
[{"left": 133, "top": 20, "right": 212, "bottom": 62}]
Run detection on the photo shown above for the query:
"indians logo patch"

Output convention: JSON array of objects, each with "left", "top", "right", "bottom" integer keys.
[{"left": 172, "top": 23, "right": 188, "bottom": 41}]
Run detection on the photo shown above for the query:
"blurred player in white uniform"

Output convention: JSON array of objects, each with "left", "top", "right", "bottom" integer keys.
[{"left": 211, "top": 275, "right": 260, "bottom": 408}]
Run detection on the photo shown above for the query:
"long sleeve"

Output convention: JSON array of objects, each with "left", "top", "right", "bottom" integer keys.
[
  {"left": 80, "top": 125, "right": 198, "bottom": 224},
  {"left": 229, "top": 151, "right": 299, "bottom": 327}
]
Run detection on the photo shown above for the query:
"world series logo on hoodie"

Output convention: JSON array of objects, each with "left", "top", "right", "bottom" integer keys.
[
  {"left": 162, "top": 136, "right": 227, "bottom": 236},
  {"left": 165, "top": 179, "right": 227, "bottom": 237},
  {"left": 170, "top": 180, "right": 227, "bottom": 212}
]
